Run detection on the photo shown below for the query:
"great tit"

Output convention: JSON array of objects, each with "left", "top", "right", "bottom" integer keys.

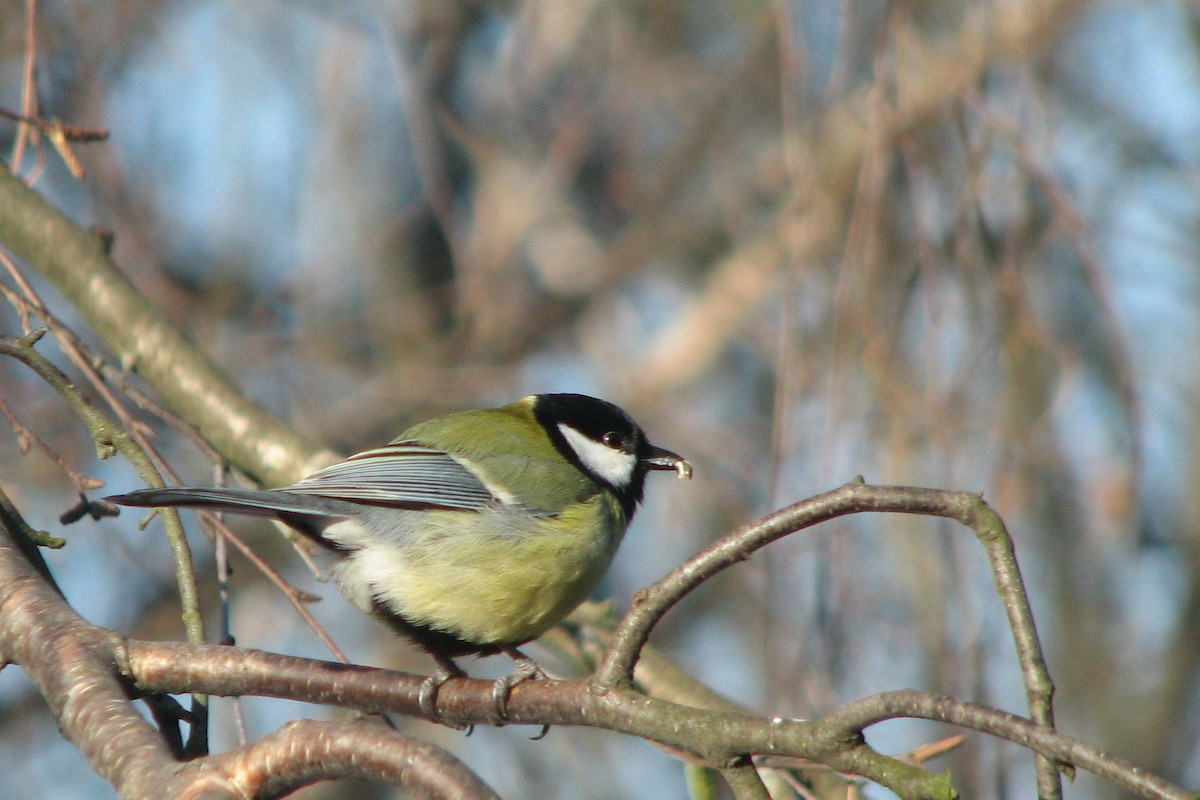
[{"left": 108, "top": 393, "right": 691, "bottom": 721}]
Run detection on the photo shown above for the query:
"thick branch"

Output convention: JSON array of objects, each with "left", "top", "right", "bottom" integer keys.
[
  {"left": 124, "top": 641, "right": 1190, "bottom": 800},
  {"left": 0, "top": 494, "right": 185, "bottom": 797},
  {"left": 0, "top": 496, "right": 496, "bottom": 799},
  {"left": 191, "top": 718, "right": 501, "bottom": 799}
]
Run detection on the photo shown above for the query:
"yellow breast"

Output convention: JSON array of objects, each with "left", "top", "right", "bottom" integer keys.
[{"left": 330, "top": 493, "right": 627, "bottom": 647}]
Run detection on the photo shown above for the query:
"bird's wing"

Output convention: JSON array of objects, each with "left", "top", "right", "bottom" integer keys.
[{"left": 284, "top": 443, "right": 505, "bottom": 511}]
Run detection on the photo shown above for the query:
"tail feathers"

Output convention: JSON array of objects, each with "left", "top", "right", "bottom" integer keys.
[{"left": 106, "top": 487, "right": 357, "bottom": 521}]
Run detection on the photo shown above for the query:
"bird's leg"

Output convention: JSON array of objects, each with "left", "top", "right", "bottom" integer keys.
[
  {"left": 419, "top": 652, "right": 467, "bottom": 729},
  {"left": 491, "top": 647, "right": 549, "bottom": 733}
]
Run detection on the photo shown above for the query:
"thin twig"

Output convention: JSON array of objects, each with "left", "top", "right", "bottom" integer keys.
[
  {"left": 2, "top": 246, "right": 343, "bottom": 663},
  {"left": 11, "top": 0, "right": 40, "bottom": 179},
  {"left": 0, "top": 330, "right": 210, "bottom": 750},
  {"left": 0, "top": 392, "right": 104, "bottom": 492},
  {"left": 194, "top": 510, "right": 350, "bottom": 663}
]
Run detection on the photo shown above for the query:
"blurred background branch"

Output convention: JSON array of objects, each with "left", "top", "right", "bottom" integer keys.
[{"left": 3, "top": 0, "right": 1199, "bottom": 797}]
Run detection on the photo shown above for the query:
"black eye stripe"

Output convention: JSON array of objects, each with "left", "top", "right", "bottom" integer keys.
[{"left": 531, "top": 393, "right": 656, "bottom": 518}]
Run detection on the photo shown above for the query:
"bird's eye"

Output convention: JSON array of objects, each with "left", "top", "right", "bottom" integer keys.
[{"left": 602, "top": 431, "right": 625, "bottom": 450}]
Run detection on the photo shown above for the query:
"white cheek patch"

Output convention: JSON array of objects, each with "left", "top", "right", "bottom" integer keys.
[{"left": 558, "top": 423, "right": 637, "bottom": 488}]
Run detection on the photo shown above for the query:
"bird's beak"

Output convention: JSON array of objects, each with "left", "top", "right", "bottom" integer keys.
[{"left": 643, "top": 445, "right": 694, "bottom": 480}]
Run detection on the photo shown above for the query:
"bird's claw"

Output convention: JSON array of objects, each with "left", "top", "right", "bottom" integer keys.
[
  {"left": 492, "top": 648, "right": 551, "bottom": 738},
  {"left": 421, "top": 648, "right": 550, "bottom": 737},
  {"left": 419, "top": 661, "right": 470, "bottom": 731}
]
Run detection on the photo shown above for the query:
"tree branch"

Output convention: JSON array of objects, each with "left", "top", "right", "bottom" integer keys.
[
  {"left": 193, "top": 718, "right": 501, "bottom": 799},
  {"left": 0, "top": 161, "right": 332, "bottom": 487},
  {"left": 594, "top": 480, "right": 1061, "bottom": 797},
  {"left": 0, "top": 331, "right": 205, "bottom": 648},
  {"left": 123, "top": 639, "right": 1191, "bottom": 799},
  {"left": 0, "top": 492, "right": 185, "bottom": 797},
  {"left": 822, "top": 690, "right": 1191, "bottom": 800},
  {"left": 2, "top": 480, "right": 1188, "bottom": 799}
]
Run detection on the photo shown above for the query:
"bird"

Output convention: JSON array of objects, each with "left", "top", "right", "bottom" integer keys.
[{"left": 107, "top": 393, "right": 692, "bottom": 724}]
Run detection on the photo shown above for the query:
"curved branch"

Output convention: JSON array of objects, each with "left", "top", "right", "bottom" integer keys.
[
  {"left": 822, "top": 690, "right": 1190, "bottom": 800},
  {"left": 594, "top": 480, "right": 1061, "bottom": 798},
  {"left": 194, "top": 718, "right": 500, "bottom": 799},
  {"left": 596, "top": 483, "right": 1045, "bottom": 693}
]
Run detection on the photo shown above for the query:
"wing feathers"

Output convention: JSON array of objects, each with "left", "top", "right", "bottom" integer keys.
[
  {"left": 112, "top": 444, "right": 512, "bottom": 517},
  {"left": 285, "top": 444, "right": 500, "bottom": 510}
]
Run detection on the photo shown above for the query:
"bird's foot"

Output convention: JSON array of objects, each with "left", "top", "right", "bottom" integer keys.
[
  {"left": 419, "top": 658, "right": 470, "bottom": 731},
  {"left": 492, "top": 648, "right": 550, "bottom": 737}
]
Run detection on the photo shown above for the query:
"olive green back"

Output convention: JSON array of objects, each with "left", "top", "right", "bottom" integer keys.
[{"left": 394, "top": 397, "right": 596, "bottom": 512}]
